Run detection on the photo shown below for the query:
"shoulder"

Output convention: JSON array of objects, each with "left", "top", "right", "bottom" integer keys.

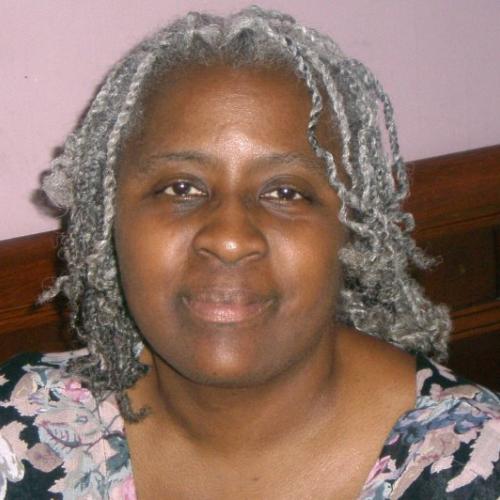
[
  {"left": 0, "top": 350, "right": 128, "bottom": 499},
  {"left": 0, "top": 351, "right": 82, "bottom": 499},
  {"left": 0, "top": 349, "right": 89, "bottom": 418},
  {"left": 373, "top": 355, "right": 500, "bottom": 499}
]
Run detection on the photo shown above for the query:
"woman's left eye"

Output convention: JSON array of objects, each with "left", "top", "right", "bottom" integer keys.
[{"left": 260, "top": 186, "right": 307, "bottom": 202}]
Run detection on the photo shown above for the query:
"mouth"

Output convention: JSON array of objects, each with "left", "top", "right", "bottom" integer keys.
[{"left": 182, "top": 289, "right": 275, "bottom": 324}]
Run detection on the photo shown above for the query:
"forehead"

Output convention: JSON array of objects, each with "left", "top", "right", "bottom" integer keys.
[
  {"left": 146, "top": 63, "right": 310, "bottom": 111},
  {"left": 142, "top": 64, "right": 310, "bottom": 137},
  {"left": 121, "top": 63, "right": 340, "bottom": 171}
]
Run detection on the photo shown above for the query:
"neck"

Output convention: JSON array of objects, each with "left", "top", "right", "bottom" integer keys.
[{"left": 127, "top": 327, "right": 351, "bottom": 454}]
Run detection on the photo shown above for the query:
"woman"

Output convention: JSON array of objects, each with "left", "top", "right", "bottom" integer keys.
[{"left": 0, "top": 6, "right": 498, "bottom": 499}]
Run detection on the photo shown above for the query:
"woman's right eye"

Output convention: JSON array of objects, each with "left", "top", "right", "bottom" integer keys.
[{"left": 161, "top": 180, "right": 206, "bottom": 198}]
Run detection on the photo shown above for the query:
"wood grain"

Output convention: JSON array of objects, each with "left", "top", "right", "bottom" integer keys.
[
  {"left": 406, "top": 144, "right": 500, "bottom": 238},
  {"left": 0, "top": 231, "right": 62, "bottom": 333}
]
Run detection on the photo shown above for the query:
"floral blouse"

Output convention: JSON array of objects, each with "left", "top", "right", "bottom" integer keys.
[{"left": 0, "top": 350, "right": 498, "bottom": 499}]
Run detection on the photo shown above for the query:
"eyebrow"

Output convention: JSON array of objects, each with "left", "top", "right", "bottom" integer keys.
[{"left": 134, "top": 150, "right": 328, "bottom": 179}]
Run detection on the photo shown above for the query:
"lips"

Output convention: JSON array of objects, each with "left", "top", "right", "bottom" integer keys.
[{"left": 182, "top": 288, "right": 275, "bottom": 324}]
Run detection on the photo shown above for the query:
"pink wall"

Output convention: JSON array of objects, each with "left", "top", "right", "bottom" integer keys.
[{"left": 1, "top": 0, "right": 499, "bottom": 240}]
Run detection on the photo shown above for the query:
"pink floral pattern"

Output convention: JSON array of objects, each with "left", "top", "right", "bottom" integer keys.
[
  {"left": 360, "top": 357, "right": 500, "bottom": 499},
  {"left": 0, "top": 350, "right": 498, "bottom": 499},
  {"left": 0, "top": 350, "right": 134, "bottom": 499}
]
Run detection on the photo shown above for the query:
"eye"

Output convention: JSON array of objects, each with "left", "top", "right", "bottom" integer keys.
[
  {"left": 162, "top": 180, "right": 206, "bottom": 198},
  {"left": 260, "top": 186, "right": 308, "bottom": 202}
]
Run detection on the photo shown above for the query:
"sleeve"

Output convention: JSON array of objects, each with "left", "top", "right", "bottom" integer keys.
[{"left": 0, "top": 353, "right": 64, "bottom": 500}]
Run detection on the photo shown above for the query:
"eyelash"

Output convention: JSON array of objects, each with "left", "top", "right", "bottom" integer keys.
[
  {"left": 260, "top": 186, "right": 308, "bottom": 202},
  {"left": 162, "top": 180, "right": 205, "bottom": 198},
  {"left": 158, "top": 180, "right": 310, "bottom": 203}
]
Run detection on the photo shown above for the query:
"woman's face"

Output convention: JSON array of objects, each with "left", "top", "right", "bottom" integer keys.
[{"left": 115, "top": 64, "right": 345, "bottom": 387}]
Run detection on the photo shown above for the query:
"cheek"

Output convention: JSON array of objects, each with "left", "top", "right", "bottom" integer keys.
[
  {"left": 271, "top": 219, "right": 344, "bottom": 308},
  {"left": 114, "top": 214, "right": 189, "bottom": 308}
]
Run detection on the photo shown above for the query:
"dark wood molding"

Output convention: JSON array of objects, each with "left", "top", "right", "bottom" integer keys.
[
  {"left": 0, "top": 231, "right": 61, "bottom": 334},
  {"left": 405, "top": 144, "right": 500, "bottom": 238},
  {"left": 1, "top": 144, "right": 499, "bottom": 388}
]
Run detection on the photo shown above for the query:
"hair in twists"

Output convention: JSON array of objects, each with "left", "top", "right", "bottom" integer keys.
[{"left": 40, "top": 6, "right": 451, "bottom": 421}]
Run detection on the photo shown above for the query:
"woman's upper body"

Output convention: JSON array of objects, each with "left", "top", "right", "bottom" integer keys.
[
  {"left": 110, "top": 61, "right": 418, "bottom": 498},
  {"left": 5, "top": 5, "right": 495, "bottom": 499},
  {"left": 0, "top": 343, "right": 498, "bottom": 499}
]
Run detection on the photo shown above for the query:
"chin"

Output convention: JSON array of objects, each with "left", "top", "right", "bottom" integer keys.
[
  {"left": 187, "top": 372, "right": 267, "bottom": 389},
  {"left": 166, "top": 342, "right": 316, "bottom": 390},
  {"left": 164, "top": 352, "right": 281, "bottom": 389},
  {"left": 187, "top": 363, "right": 272, "bottom": 389}
]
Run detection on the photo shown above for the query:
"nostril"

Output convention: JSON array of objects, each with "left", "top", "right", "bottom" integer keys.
[
  {"left": 191, "top": 197, "right": 269, "bottom": 264},
  {"left": 192, "top": 219, "right": 268, "bottom": 265}
]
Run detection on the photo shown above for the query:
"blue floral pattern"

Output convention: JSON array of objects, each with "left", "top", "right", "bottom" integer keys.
[
  {"left": 0, "top": 350, "right": 498, "bottom": 499},
  {"left": 360, "top": 358, "right": 500, "bottom": 498}
]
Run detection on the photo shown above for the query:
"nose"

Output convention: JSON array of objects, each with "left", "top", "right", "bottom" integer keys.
[{"left": 192, "top": 197, "right": 268, "bottom": 265}]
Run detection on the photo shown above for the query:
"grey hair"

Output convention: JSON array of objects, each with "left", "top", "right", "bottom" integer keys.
[{"left": 40, "top": 6, "right": 450, "bottom": 421}]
